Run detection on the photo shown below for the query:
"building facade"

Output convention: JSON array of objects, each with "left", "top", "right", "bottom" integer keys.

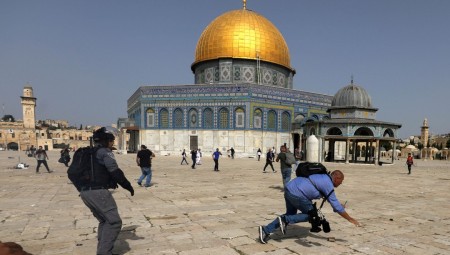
[{"left": 119, "top": 3, "right": 333, "bottom": 156}]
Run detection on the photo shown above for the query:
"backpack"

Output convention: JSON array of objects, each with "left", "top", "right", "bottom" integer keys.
[
  {"left": 406, "top": 156, "right": 413, "bottom": 165},
  {"left": 284, "top": 152, "right": 296, "bottom": 165},
  {"left": 296, "top": 162, "right": 334, "bottom": 208},
  {"left": 67, "top": 146, "right": 98, "bottom": 191},
  {"left": 296, "top": 162, "right": 329, "bottom": 177}
]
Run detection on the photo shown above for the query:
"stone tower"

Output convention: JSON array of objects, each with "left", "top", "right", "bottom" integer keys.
[
  {"left": 421, "top": 118, "right": 429, "bottom": 147},
  {"left": 21, "top": 85, "right": 37, "bottom": 129}
]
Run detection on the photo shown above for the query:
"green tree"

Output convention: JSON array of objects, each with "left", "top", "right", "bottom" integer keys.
[
  {"left": 1, "top": 115, "right": 15, "bottom": 122},
  {"left": 446, "top": 139, "right": 450, "bottom": 149},
  {"left": 381, "top": 141, "right": 392, "bottom": 152},
  {"left": 418, "top": 142, "right": 424, "bottom": 150}
]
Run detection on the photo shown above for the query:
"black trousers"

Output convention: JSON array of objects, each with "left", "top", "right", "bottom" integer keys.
[
  {"left": 263, "top": 160, "right": 275, "bottom": 172},
  {"left": 191, "top": 158, "right": 196, "bottom": 168},
  {"left": 181, "top": 158, "right": 188, "bottom": 165},
  {"left": 36, "top": 160, "right": 50, "bottom": 172},
  {"left": 214, "top": 159, "right": 219, "bottom": 171}
]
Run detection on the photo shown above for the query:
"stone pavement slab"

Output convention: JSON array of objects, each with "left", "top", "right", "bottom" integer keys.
[{"left": 1, "top": 150, "right": 449, "bottom": 254}]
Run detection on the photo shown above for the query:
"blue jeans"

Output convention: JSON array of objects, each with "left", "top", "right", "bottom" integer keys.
[
  {"left": 138, "top": 167, "right": 152, "bottom": 186},
  {"left": 263, "top": 189, "right": 313, "bottom": 234},
  {"left": 281, "top": 167, "right": 292, "bottom": 187}
]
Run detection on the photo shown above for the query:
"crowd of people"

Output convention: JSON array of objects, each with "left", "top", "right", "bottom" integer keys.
[{"left": 23, "top": 135, "right": 417, "bottom": 253}]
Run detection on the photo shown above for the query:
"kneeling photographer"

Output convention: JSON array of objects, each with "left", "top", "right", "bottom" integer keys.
[{"left": 258, "top": 168, "right": 360, "bottom": 244}]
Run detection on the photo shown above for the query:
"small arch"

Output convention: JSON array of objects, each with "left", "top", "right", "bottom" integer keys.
[
  {"left": 281, "top": 111, "right": 291, "bottom": 131},
  {"left": 146, "top": 108, "right": 155, "bottom": 127},
  {"left": 218, "top": 107, "right": 229, "bottom": 129},
  {"left": 383, "top": 128, "right": 394, "bottom": 138},
  {"left": 7, "top": 142, "right": 18, "bottom": 150},
  {"left": 253, "top": 108, "right": 263, "bottom": 129},
  {"left": 173, "top": 108, "right": 183, "bottom": 128},
  {"left": 235, "top": 107, "right": 245, "bottom": 128},
  {"left": 159, "top": 108, "right": 169, "bottom": 128},
  {"left": 188, "top": 108, "right": 198, "bottom": 128},
  {"left": 354, "top": 127, "right": 374, "bottom": 136},
  {"left": 327, "top": 127, "right": 343, "bottom": 136},
  {"left": 267, "top": 110, "right": 277, "bottom": 130},
  {"left": 203, "top": 108, "right": 213, "bottom": 129}
]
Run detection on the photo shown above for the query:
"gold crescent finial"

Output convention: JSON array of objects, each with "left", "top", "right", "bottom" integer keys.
[{"left": 243, "top": 0, "right": 247, "bottom": 10}]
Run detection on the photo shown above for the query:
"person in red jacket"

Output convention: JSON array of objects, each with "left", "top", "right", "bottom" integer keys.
[{"left": 406, "top": 153, "right": 414, "bottom": 174}]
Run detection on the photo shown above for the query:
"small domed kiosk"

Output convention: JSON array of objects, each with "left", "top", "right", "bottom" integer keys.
[{"left": 303, "top": 80, "right": 402, "bottom": 164}]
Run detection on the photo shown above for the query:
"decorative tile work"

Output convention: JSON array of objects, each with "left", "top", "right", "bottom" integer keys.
[
  {"left": 242, "top": 67, "right": 255, "bottom": 82},
  {"left": 220, "top": 65, "right": 231, "bottom": 82},
  {"left": 263, "top": 70, "right": 272, "bottom": 84},
  {"left": 173, "top": 108, "right": 183, "bottom": 128},
  {"left": 278, "top": 72, "right": 285, "bottom": 87},
  {"left": 203, "top": 108, "right": 213, "bottom": 129},
  {"left": 234, "top": 66, "right": 241, "bottom": 81},
  {"left": 214, "top": 67, "right": 220, "bottom": 82},
  {"left": 205, "top": 68, "right": 214, "bottom": 83},
  {"left": 272, "top": 72, "right": 278, "bottom": 85},
  {"left": 281, "top": 111, "right": 290, "bottom": 131}
]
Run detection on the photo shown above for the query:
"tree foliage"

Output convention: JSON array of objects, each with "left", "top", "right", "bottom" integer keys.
[{"left": 1, "top": 115, "right": 15, "bottom": 122}]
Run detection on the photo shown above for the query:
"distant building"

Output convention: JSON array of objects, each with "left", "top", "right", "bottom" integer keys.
[{"left": 0, "top": 85, "right": 99, "bottom": 151}]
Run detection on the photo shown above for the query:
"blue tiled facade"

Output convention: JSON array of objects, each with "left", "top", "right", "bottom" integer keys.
[{"left": 127, "top": 83, "right": 332, "bottom": 132}]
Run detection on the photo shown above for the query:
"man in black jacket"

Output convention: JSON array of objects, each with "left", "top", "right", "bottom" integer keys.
[{"left": 79, "top": 127, "right": 134, "bottom": 255}]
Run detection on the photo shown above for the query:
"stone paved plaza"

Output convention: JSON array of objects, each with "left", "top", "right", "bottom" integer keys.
[{"left": 1, "top": 150, "right": 449, "bottom": 255}]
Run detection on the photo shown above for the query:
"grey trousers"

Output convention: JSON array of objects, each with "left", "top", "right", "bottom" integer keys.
[{"left": 80, "top": 189, "right": 122, "bottom": 255}]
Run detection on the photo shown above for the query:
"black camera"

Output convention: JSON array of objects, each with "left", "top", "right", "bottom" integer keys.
[{"left": 308, "top": 203, "right": 331, "bottom": 233}]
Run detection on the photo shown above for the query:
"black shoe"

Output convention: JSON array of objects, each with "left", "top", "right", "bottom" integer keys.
[
  {"left": 258, "top": 226, "right": 270, "bottom": 244},
  {"left": 137, "top": 182, "right": 142, "bottom": 186},
  {"left": 278, "top": 216, "right": 287, "bottom": 235}
]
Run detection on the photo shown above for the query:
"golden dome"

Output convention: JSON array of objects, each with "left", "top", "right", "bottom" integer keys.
[{"left": 192, "top": 8, "right": 292, "bottom": 71}]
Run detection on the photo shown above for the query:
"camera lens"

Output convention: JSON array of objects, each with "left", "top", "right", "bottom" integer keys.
[{"left": 322, "top": 219, "right": 331, "bottom": 233}]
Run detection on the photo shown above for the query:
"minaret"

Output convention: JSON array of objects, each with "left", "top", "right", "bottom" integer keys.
[
  {"left": 421, "top": 118, "right": 429, "bottom": 147},
  {"left": 21, "top": 85, "right": 37, "bottom": 129}
]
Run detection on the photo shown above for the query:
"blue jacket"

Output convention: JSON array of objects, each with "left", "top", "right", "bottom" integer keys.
[{"left": 286, "top": 174, "right": 344, "bottom": 213}]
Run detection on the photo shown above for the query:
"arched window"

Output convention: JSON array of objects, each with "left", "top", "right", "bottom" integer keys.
[
  {"left": 354, "top": 127, "right": 374, "bottom": 136},
  {"left": 218, "top": 108, "right": 229, "bottom": 129},
  {"left": 267, "top": 110, "right": 277, "bottom": 130},
  {"left": 281, "top": 111, "right": 290, "bottom": 131},
  {"left": 235, "top": 108, "right": 245, "bottom": 128},
  {"left": 327, "top": 127, "right": 343, "bottom": 136},
  {"left": 383, "top": 128, "right": 394, "bottom": 137},
  {"left": 254, "top": 108, "right": 262, "bottom": 129},
  {"left": 188, "top": 109, "right": 198, "bottom": 128},
  {"left": 203, "top": 108, "right": 213, "bottom": 129},
  {"left": 160, "top": 108, "right": 169, "bottom": 128},
  {"left": 173, "top": 108, "right": 183, "bottom": 128},
  {"left": 146, "top": 108, "right": 155, "bottom": 127}
]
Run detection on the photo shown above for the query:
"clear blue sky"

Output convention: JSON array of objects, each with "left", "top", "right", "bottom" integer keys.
[{"left": 1, "top": 0, "right": 449, "bottom": 138}]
